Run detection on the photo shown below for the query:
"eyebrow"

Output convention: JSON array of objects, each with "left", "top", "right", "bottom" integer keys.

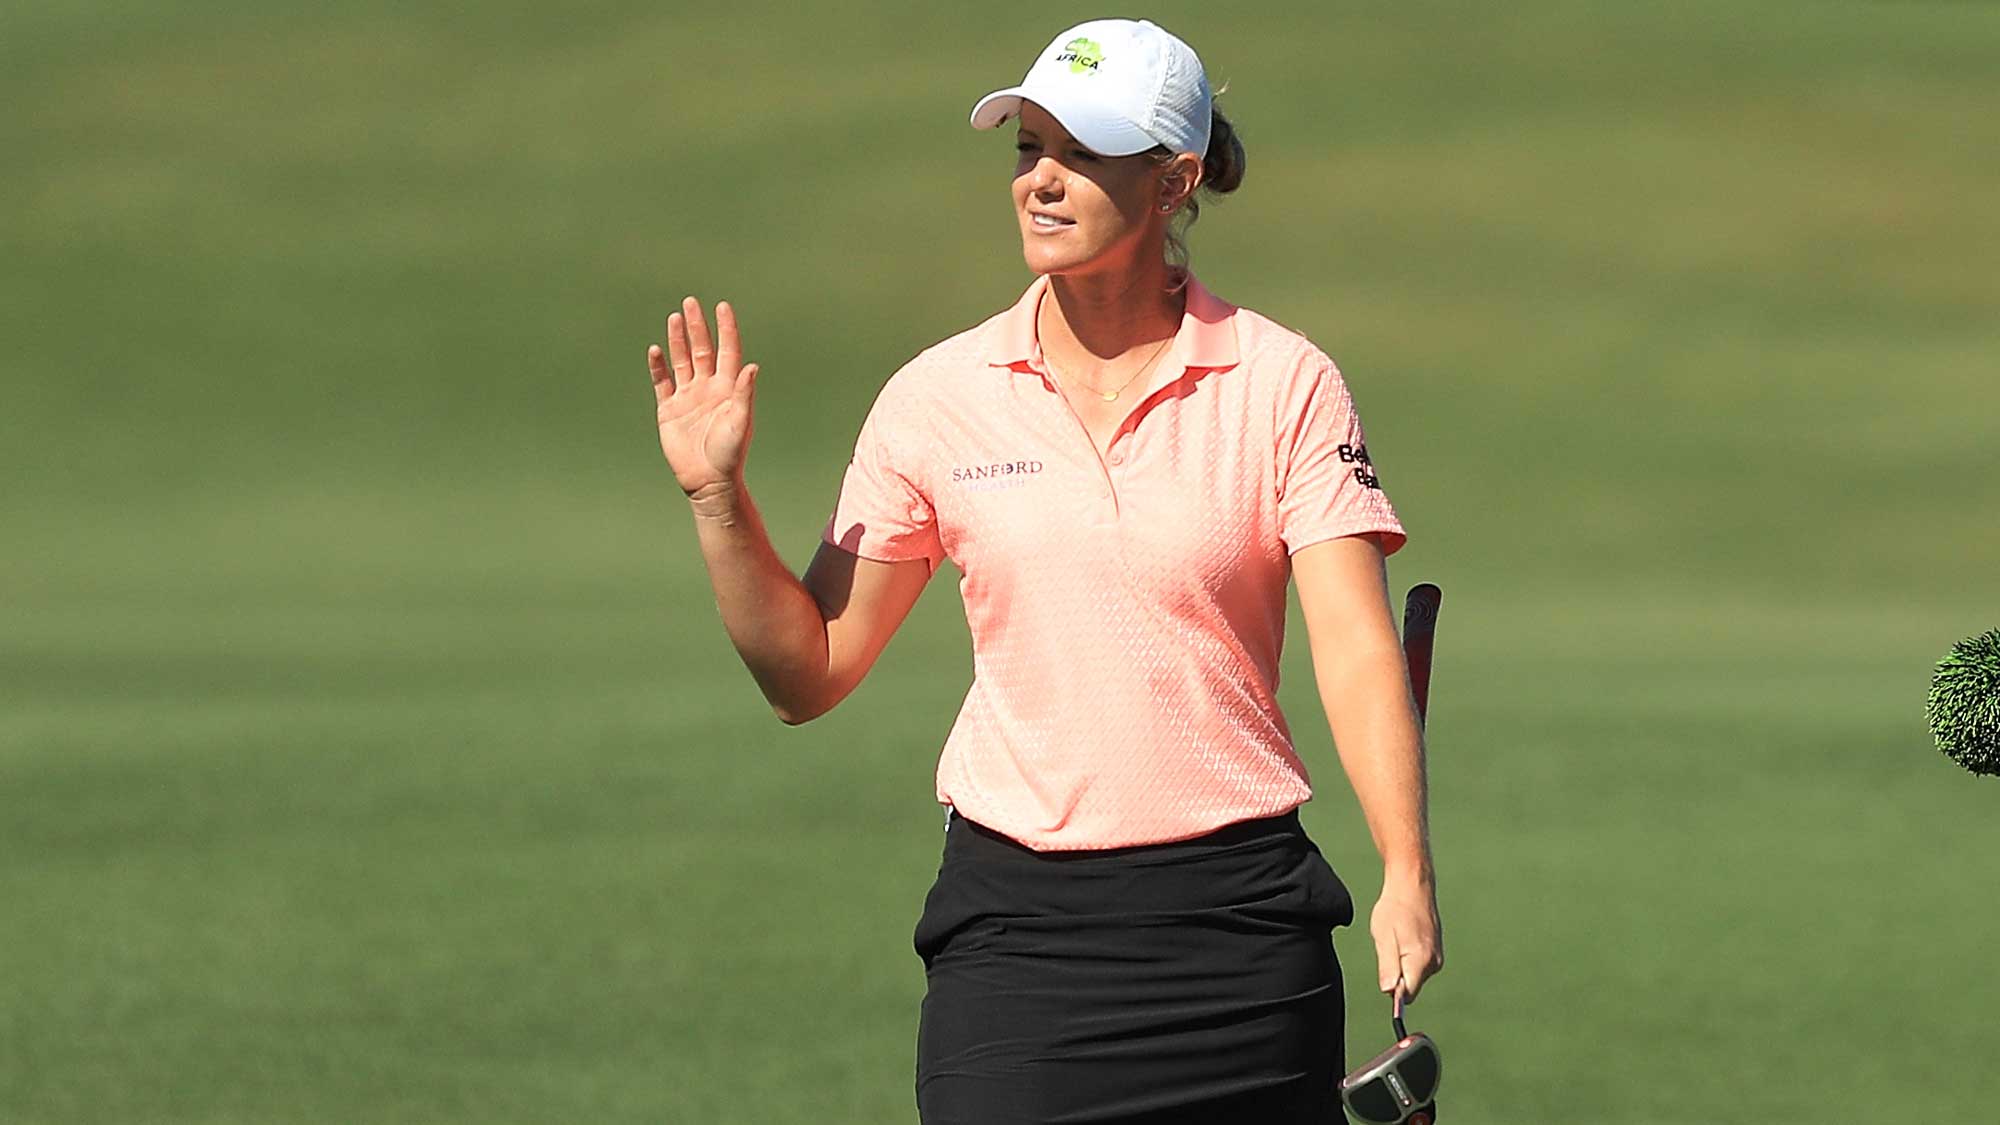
[{"left": 1015, "top": 126, "right": 1082, "bottom": 147}]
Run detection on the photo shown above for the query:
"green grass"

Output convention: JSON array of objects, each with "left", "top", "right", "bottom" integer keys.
[{"left": 5, "top": 1, "right": 1999, "bottom": 1121}]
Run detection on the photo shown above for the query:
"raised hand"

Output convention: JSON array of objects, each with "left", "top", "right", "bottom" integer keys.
[{"left": 649, "top": 297, "right": 760, "bottom": 500}]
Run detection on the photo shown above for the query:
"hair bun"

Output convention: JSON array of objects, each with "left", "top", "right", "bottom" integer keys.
[{"left": 1202, "top": 107, "right": 1246, "bottom": 195}]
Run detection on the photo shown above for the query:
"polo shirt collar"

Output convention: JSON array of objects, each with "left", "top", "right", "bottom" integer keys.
[{"left": 986, "top": 273, "right": 1241, "bottom": 389}]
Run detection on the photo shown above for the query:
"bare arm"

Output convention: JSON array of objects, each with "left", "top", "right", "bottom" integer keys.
[
  {"left": 688, "top": 490, "right": 929, "bottom": 723},
  {"left": 1293, "top": 534, "right": 1443, "bottom": 1001},
  {"left": 651, "top": 297, "right": 930, "bottom": 724}
]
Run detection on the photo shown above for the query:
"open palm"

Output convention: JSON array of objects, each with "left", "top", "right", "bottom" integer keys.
[{"left": 649, "top": 296, "right": 759, "bottom": 499}]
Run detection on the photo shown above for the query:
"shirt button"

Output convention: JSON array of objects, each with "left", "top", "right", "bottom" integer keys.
[{"left": 1108, "top": 451, "right": 1125, "bottom": 466}]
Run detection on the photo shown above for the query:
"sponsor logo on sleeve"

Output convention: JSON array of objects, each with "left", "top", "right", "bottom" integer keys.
[{"left": 1338, "top": 443, "right": 1381, "bottom": 489}]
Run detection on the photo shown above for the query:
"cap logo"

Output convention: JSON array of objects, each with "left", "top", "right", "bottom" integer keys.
[{"left": 1054, "top": 37, "right": 1104, "bottom": 74}]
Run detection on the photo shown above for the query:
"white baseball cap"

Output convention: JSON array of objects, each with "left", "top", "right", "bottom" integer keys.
[{"left": 969, "top": 19, "right": 1212, "bottom": 158}]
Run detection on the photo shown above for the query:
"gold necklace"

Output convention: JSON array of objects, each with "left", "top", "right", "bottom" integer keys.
[{"left": 1050, "top": 335, "right": 1175, "bottom": 402}]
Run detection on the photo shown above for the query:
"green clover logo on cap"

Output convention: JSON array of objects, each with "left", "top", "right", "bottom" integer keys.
[{"left": 1059, "top": 37, "right": 1104, "bottom": 74}]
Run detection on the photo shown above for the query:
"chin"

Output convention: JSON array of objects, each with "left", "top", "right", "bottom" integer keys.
[{"left": 1020, "top": 242, "right": 1102, "bottom": 278}]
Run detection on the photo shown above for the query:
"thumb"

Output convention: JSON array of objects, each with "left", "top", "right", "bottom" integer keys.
[{"left": 734, "top": 362, "right": 759, "bottom": 406}]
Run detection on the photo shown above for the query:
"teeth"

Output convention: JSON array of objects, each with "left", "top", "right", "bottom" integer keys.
[{"left": 1032, "top": 214, "right": 1069, "bottom": 227}]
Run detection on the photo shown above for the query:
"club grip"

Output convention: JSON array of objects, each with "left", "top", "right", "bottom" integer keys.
[{"left": 1401, "top": 583, "right": 1442, "bottom": 728}]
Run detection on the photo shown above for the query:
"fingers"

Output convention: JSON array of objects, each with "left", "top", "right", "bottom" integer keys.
[
  {"left": 1372, "top": 923, "right": 1403, "bottom": 997},
  {"left": 715, "top": 300, "right": 741, "bottom": 379},
  {"left": 682, "top": 296, "right": 716, "bottom": 378},
  {"left": 665, "top": 311, "right": 694, "bottom": 388},
  {"left": 1396, "top": 931, "right": 1444, "bottom": 1003},
  {"left": 648, "top": 344, "right": 673, "bottom": 402},
  {"left": 1373, "top": 912, "right": 1443, "bottom": 1004},
  {"left": 1399, "top": 945, "right": 1437, "bottom": 1002},
  {"left": 656, "top": 297, "right": 750, "bottom": 401}
]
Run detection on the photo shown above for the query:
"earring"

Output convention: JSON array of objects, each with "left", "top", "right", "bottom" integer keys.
[{"left": 1159, "top": 203, "right": 1173, "bottom": 213}]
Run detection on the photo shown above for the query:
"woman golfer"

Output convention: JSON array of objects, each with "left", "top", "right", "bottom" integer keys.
[{"left": 648, "top": 18, "right": 1441, "bottom": 1123}]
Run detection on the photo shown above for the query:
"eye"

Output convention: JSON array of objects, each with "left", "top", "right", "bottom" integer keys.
[
  {"left": 1068, "top": 147, "right": 1098, "bottom": 163},
  {"left": 1014, "top": 141, "right": 1036, "bottom": 153}
]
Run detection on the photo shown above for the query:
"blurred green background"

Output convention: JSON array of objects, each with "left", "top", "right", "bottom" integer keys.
[{"left": 5, "top": 1, "right": 1996, "bottom": 1121}]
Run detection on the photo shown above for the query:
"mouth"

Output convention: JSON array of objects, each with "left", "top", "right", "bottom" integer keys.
[{"left": 1027, "top": 211, "right": 1075, "bottom": 233}]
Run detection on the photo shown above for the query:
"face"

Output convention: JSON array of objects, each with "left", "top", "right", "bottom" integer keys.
[{"left": 1010, "top": 102, "right": 1195, "bottom": 278}]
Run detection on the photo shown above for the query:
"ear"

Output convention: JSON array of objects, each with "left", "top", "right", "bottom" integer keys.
[{"left": 1158, "top": 153, "right": 1202, "bottom": 213}]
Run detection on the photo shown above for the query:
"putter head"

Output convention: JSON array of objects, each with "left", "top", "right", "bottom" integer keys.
[{"left": 1340, "top": 1028, "right": 1440, "bottom": 1124}]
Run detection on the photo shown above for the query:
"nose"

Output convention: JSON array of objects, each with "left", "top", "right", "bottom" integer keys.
[{"left": 1024, "top": 156, "right": 1065, "bottom": 199}]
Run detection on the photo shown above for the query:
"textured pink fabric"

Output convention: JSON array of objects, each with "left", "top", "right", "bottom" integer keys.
[{"left": 823, "top": 275, "right": 1405, "bottom": 850}]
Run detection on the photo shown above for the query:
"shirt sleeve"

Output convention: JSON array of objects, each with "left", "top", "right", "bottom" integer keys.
[
  {"left": 1276, "top": 357, "right": 1408, "bottom": 556},
  {"left": 821, "top": 379, "right": 946, "bottom": 570}
]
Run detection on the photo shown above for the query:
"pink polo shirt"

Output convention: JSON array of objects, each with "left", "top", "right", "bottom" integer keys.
[{"left": 823, "top": 274, "right": 1405, "bottom": 850}]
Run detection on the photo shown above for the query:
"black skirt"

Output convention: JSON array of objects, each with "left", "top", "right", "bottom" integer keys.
[{"left": 913, "top": 808, "right": 1353, "bottom": 1124}]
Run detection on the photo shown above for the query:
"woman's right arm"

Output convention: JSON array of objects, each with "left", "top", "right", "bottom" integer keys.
[{"left": 652, "top": 297, "right": 931, "bottom": 724}]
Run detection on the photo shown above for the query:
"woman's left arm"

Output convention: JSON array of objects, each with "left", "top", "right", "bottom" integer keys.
[{"left": 1292, "top": 534, "right": 1444, "bottom": 1003}]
